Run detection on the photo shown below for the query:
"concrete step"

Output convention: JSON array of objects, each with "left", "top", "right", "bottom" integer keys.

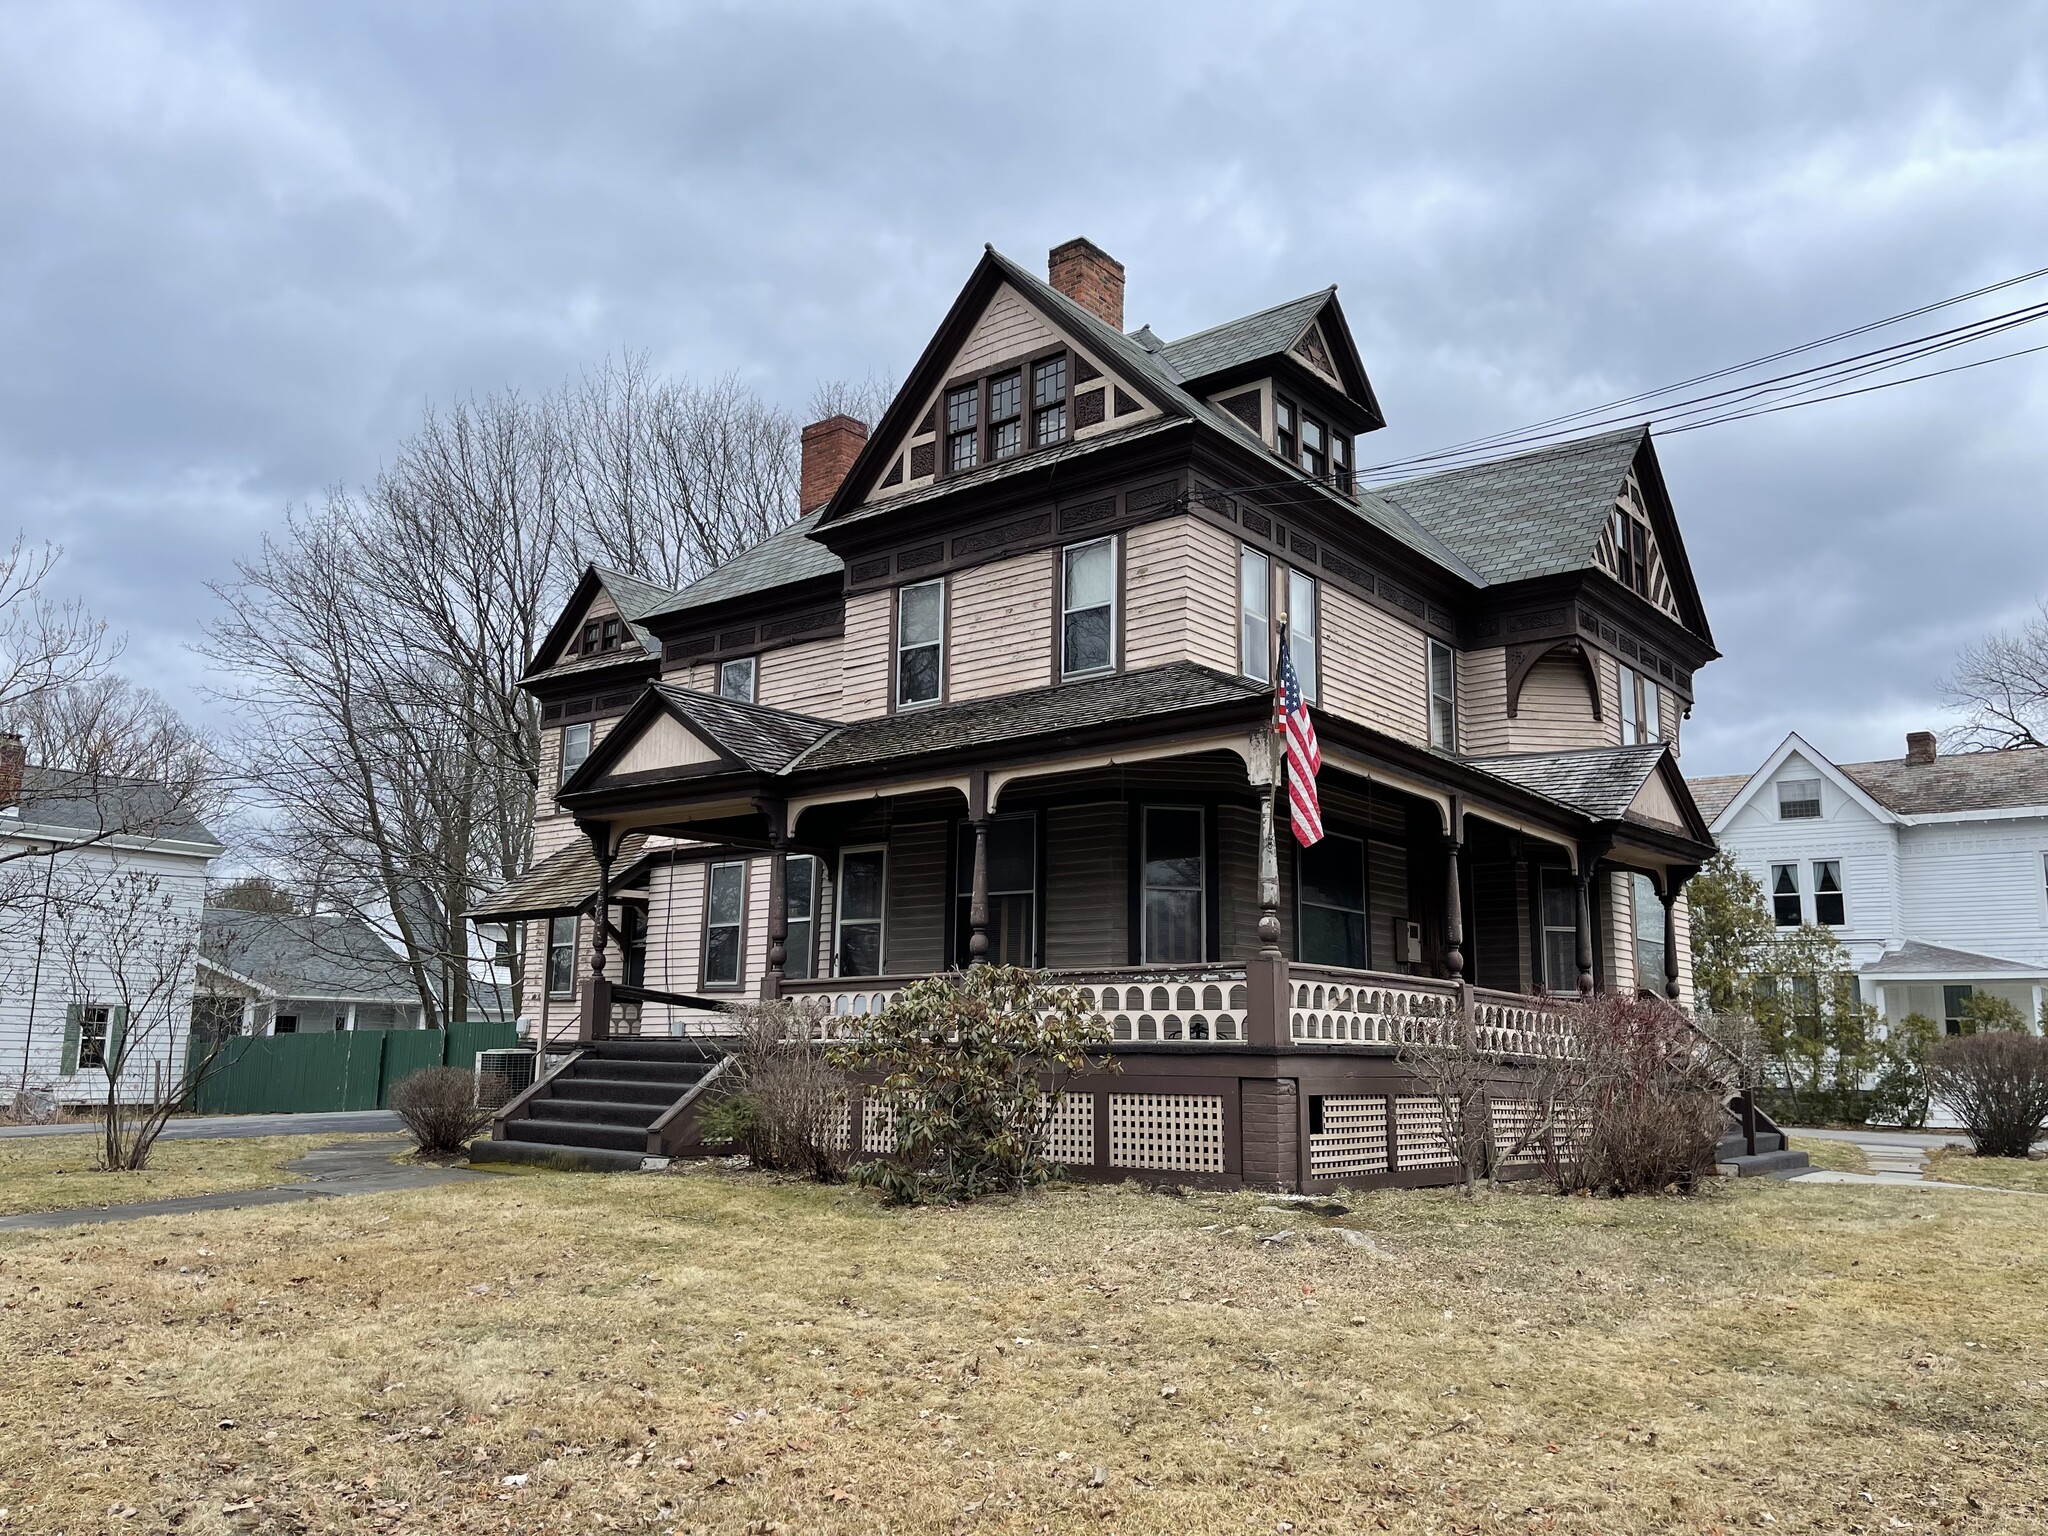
[
  {"left": 526, "top": 1097, "right": 658, "bottom": 1128},
  {"left": 1718, "top": 1149, "right": 1811, "bottom": 1178},
  {"left": 507, "top": 1118, "right": 647, "bottom": 1154},
  {"left": 551, "top": 1075, "right": 683, "bottom": 1106},
  {"left": 472, "top": 1137, "right": 649, "bottom": 1173},
  {"left": 1718, "top": 1132, "right": 1785, "bottom": 1160}
]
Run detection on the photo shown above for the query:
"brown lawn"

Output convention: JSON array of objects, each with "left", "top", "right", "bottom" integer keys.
[
  {"left": 1925, "top": 1145, "right": 2048, "bottom": 1195},
  {"left": 3, "top": 1167, "right": 2046, "bottom": 1533},
  {"left": 0, "top": 1133, "right": 400, "bottom": 1216}
]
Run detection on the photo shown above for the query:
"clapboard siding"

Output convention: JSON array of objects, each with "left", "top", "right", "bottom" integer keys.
[
  {"left": 1124, "top": 515, "right": 1237, "bottom": 674},
  {"left": 956, "top": 284, "right": 1058, "bottom": 374},
  {"left": 950, "top": 549, "right": 1054, "bottom": 701},
  {"left": 885, "top": 821, "right": 949, "bottom": 974},
  {"left": 1044, "top": 803, "right": 1128, "bottom": 968},
  {"left": 1320, "top": 584, "right": 1428, "bottom": 743},
  {"left": 1217, "top": 803, "right": 1263, "bottom": 962},
  {"left": 1506, "top": 653, "right": 1606, "bottom": 752},
  {"left": 1369, "top": 838, "right": 1409, "bottom": 972},
  {"left": 533, "top": 718, "right": 619, "bottom": 859},
  {"left": 1471, "top": 859, "right": 1525, "bottom": 992},
  {"left": 758, "top": 636, "right": 844, "bottom": 717},
  {"left": 1456, "top": 647, "right": 1511, "bottom": 756},
  {"left": 1607, "top": 871, "right": 1635, "bottom": 994},
  {"left": 839, "top": 588, "right": 895, "bottom": 718}
]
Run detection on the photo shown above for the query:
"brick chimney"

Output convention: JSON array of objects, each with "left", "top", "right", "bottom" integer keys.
[
  {"left": 0, "top": 733, "right": 23, "bottom": 809},
  {"left": 1048, "top": 238, "right": 1125, "bottom": 331},
  {"left": 799, "top": 414, "right": 869, "bottom": 515},
  {"left": 1905, "top": 731, "right": 1937, "bottom": 766}
]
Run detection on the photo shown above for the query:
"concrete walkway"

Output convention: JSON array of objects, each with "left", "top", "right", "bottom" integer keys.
[
  {"left": 0, "top": 1109, "right": 402, "bottom": 1141},
  {"left": 0, "top": 1135, "right": 493, "bottom": 1233},
  {"left": 1781, "top": 1125, "right": 2044, "bottom": 1188}
]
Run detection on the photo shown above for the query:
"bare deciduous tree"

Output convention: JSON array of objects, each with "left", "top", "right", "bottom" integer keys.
[
  {"left": 807, "top": 373, "right": 899, "bottom": 433},
  {"left": 0, "top": 536, "right": 114, "bottom": 726},
  {"left": 1942, "top": 600, "right": 2048, "bottom": 751}
]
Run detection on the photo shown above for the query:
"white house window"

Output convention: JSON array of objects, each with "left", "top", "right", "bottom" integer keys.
[
  {"left": 1771, "top": 863, "right": 1801, "bottom": 926},
  {"left": 1061, "top": 538, "right": 1115, "bottom": 678},
  {"left": 835, "top": 847, "right": 887, "bottom": 977},
  {"left": 702, "top": 860, "right": 746, "bottom": 988},
  {"left": 1813, "top": 860, "right": 1846, "bottom": 927},
  {"left": 1297, "top": 832, "right": 1367, "bottom": 968},
  {"left": 896, "top": 579, "right": 944, "bottom": 707},
  {"left": 1778, "top": 779, "right": 1822, "bottom": 820},
  {"left": 1632, "top": 874, "right": 1666, "bottom": 993},
  {"left": 1239, "top": 548, "right": 1271, "bottom": 684},
  {"left": 546, "top": 916, "right": 579, "bottom": 997},
  {"left": 559, "top": 722, "right": 592, "bottom": 786},
  {"left": 782, "top": 855, "right": 817, "bottom": 981},
  {"left": 1428, "top": 639, "right": 1457, "bottom": 751},
  {"left": 74, "top": 1004, "right": 113, "bottom": 1071},
  {"left": 1287, "top": 568, "right": 1318, "bottom": 704},
  {"left": 1141, "top": 807, "right": 1205, "bottom": 963},
  {"left": 717, "top": 657, "right": 756, "bottom": 703}
]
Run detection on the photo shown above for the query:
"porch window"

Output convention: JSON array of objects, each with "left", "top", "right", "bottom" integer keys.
[
  {"left": 1287, "top": 568, "right": 1318, "bottom": 704},
  {"left": 896, "top": 579, "right": 944, "bottom": 707},
  {"left": 955, "top": 815, "right": 1037, "bottom": 967},
  {"left": 1297, "top": 832, "right": 1366, "bottom": 968},
  {"left": 1141, "top": 807, "right": 1205, "bottom": 963},
  {"left": 835, "top": 847, "right": 887, "bottom": 977},
  {"left": 1240, "top": 548, "right": 1271, "bottom": 684},
  {"left": 1428, "top": 640, "right": 1457, "bottom": 750},
  {"left": 717, "top": 656, "right": 756, "bottom": 703},
  {"left": 1539, "top": 873, "right": 1578, "bottom": 992},
  {"left": 1777, "top": 779, "right": 1822, "bottom": 819},
  {"left": 988, "top": 368, "right": 1023, "bottom": 461},
  {"left": 621, "top": 901, "right": 648, "bottom": 988},
  {"left": 782, "top": 855, "right": 818, "bottom": 980},
  {"left": 1062, "top": 537, "right": 1116, "bottom": 678},
  {"left": 559, "top": 722, "right": 592, "bottom": 786},
  {"left": 703, "top": 860, "right": 746, "bottom": 989},
  {"left": 945, "top": 384, "right": 979, "bottom": 472},
  {"left": 1631, "top": 874, "right": 1665, "bottom": 994},
  {"left": 1943, "top": 984, "right": 1974, "bottom": 1036},
  {"left": 1032, "top": 355, "right": 1068, "bottom": 446},
  {"left": 546, "top": 915, "right": 578, "bottom": 997},
  {"left": 1813, "top": 860, "right": 1846, "bottom": 927},
  {"left": 1770, "top": 863, "right": 1801, "bottom": 926}
]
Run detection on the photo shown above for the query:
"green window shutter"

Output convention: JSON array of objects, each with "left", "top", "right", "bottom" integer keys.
[
  {"left": 106, "top": 1006, "right": 130, "bottom": 1074},
  {"left": 61, "top": 1005, "right": 81, "bottom": 1076}
]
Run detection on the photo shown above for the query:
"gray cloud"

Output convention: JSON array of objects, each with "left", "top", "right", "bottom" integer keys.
[{"left": 3, "top": 0, "right": 2043, "bottom": 775}]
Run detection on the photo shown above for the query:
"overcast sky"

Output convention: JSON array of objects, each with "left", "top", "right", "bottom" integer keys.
[{"left": 5, "top": 0, "right": 2044, "bottom": 780}]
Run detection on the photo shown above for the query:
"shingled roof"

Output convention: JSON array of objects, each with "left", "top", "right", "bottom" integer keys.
[
  {"left": 652, "top": 686, "right": 839, "bottom": 774},
  {"left": 7, "top": 765, "right": 222, "bottom": 848},
  {"left": 1839, "top": 745, "right": 2048, "bottom": 816},
  {"left": 1152, "top": 289, "right": 1335, "bottom": 381},
  {"left": 469, "top": 832, "right": 652, "bottom": 921},
  {"left": 640, "top": 510, "right": 842, "bottom": 622},
  {"left": 1375, "top": 425, "right": 1647, "bottom": 586},
  {"left": 1465, "top": 742, "right": 1675, "bottom": 822},
  {"left": 201, "top": 907, "right": 420, "bottom": 1001},
  {"left": 1685, "top": 773, "right": 1751, "bottom": 823},
  {"left": 1860, "top": 940, "right": 2045, "bottom": 978}
]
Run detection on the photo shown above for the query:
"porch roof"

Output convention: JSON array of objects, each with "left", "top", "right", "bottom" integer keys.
[
  {"left": 469, "top": 832, "right": 650, "bottom": 922},
  {"left": 1463, "top": 741, "right": 1671, "bottom": 821},
  {"left": 652, "top": 685, "right": 838, "bottom": 772},
  {"left": 1861, "top": 940, "right": 2046, "bottom": 980}
]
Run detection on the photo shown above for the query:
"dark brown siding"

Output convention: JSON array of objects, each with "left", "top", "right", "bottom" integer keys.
[
  {"left": 1044, "top": 803, "right": 1126, "bottom": 968},
  {"left": 885, "top": 821, "right": 949, "bottom": 974},
  {"left": 1217, "top": 803, "right": 1261, "bottom": 962},
  {"left": 1368, "top": 838, "right": 1409, "bottom": 972},
  {"left": 1471, "top": 858, "right": 1523, "bottom": 991},
  {"left": 1240, "top": 1078, "right": 1299, "bottom": 1191}
]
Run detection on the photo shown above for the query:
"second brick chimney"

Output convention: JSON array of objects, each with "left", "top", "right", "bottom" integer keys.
[
  {"left": 1905, "top": 731, "right": 1937, "bottom": 766},
  {"left": 799, "top": 414, "right": 869, "bottom": 515},
  {"left": 1048, "top": 238, "right": 1125, "bottom": 331},
  {"left": 0, "top": 733, "right": 23, "bottom": 810}
]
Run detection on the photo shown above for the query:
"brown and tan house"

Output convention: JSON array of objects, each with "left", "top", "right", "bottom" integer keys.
[{"left": 474, "top": 238, "right": 1721, "bottom": 1187}]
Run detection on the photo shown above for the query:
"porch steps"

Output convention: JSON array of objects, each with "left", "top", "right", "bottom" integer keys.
[
  {"left": 1715, "top": 1097, "right": 1810, "bottom": 1178},
  {"left": 474, "top": 1038, "right": 729, "bottom": 1173}
]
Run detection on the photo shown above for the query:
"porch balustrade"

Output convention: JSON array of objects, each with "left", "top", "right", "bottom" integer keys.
[
  {"left": 1287, "top": 967, "right": 1461, "bottom": 1046},
  {"left": 780, "top": 965, "right": 1254, "bottom": 1044}
]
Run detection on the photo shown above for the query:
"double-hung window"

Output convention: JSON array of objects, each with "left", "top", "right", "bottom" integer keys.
[
  {"left": 1275, "top": 397, "right": 1297, "bottom": 462},
  {"left": 1540, "top": 873, "right": 1578, "bottom": 992},
  {"left": 621, "top": 902, "right": 648, "bottom": 988},
  {"left": 1141, "top": 807, "right": 1205, "bottom": 963},
  {"left": 1632, "top": 873, "right": 1666, "bottom": 993},
  {"left": 1299, "top": 413, "right": 1328, "bottom": 479},
  {"left": 546, "top": 916, "right": 579, "bottom": 997},
  {"left": 1620, "top": 665, "right": 1663, "bottom": 745},
  {"left": 1297, "top": 833, "right": 1367, "bottom": 968},
  {"left": 1330, "top": 433, "right": 1352, "bottom": 494},
  {"left": 1812, "top": 860, "right": 1846, "bottom": 926},
  {"left": 1943, "top": 984, "right": 1974, "bottom": 1036},
  {"left": 717, "top": 657, "right": 756, "bottom": 703},
  {"left": 1428, "top": 639, "right": 1457, "bottom": 750},
  {"left": 987, "top": 369, "right": 1023, "bottom": 461},
  {"left": 1286, "top": 569, "right": 1318, "bottom": 703},
  {"left": 1770, "top": 863, "right": 1802, "bottom": 926},
  {"left": 782, "top": 855, "right": 818, "bottom": 980},
  {"left": 1612, "top": 511, "right": 1650, "bottom": 596},
  {"left": 702, "top": 860, "right": 746, "bottom": 988},
  {"left": 955, "top": 814, "right": 1037, "bottom": 967},
  {"left": 74, "top": 1005, "right": 113, "bottom": 1071},
  {"left": 945, "top": 384, "right": 979, "bottom": 472},
  {"left": 1061, "top": 538, "right": 1115, "bottom": 678},
  {"left": 835, "top": 847, "right": 886, "bottom": 976},
  {"left": 559, "top": 722, "right": 592, "bottom": 786},
  {"left": 1240, "top": 548, "right": 1271, "bottom": 683},
  {"left": 1032, "top": 356, "right": 1068, "bottom": 446},
  {"left": 896, "top": 579, "right": 944, "bottom": 707}
]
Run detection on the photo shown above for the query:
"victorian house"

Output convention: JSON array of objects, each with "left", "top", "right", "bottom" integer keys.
[{"left": 473, "top": 239, "right": 1720, "bottom": 1186}]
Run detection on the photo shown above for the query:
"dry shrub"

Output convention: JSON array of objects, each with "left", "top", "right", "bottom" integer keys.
[
  {"left": 1925, "top": 1030, "right": 2048, "bottom": 1158},
  {"left": 389, "top": 1067, "right": 491, "bottom": 1154},
  {"left": 1555, "top": 994, "right": 1728, "bottom": 1195},
  {"left": 698, "top": 999, "right": 849, "bottom": 1181}
]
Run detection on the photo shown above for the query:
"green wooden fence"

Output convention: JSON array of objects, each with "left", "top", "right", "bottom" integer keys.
[{"left": 186, "top": 1021, "right": 522, "bottom": 1115}]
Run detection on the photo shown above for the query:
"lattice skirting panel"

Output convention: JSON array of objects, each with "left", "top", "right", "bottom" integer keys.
[
  {"left": 1394, "top": 1095, "right": 1457, "bottom": 1170},
  {"left": 818, "top": 1099, "right": 852, "bottom": 1154},
  {"left": 1039, "top": 1091, "right": 1097, "bottom": 1166},
  {"left": 1489, "top": 1098, "right": 1544, "bottom": 1167},
  {"left": 861, "top": 1094, "right": 900, "bottom": 1154},
  {"left": 1108, "top": 1094, "right": 1225, "bottom": 1173},
  {"left": 1308, "top": 1094, "right": 1389, "bottom": 1179}
]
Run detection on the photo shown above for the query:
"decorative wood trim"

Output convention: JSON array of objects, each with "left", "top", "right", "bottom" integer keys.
[{"left": 1504, "top": 639, "right": 1603, "bottom": 721}]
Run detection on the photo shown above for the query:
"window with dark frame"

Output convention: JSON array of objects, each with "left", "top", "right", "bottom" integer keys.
[
  {"left": 954, "top": 815, "right": 1037, "bottom": 968},
  {"left": 1275, "top": 397, "right": 1296, "bottom": 462},
  {"left": 1061, "top": 537, "right": 1115, "bottom": 677},
  {"left": 945, "top": 384, "right": 979, "bottom": 472},
  {"left": 717, "top": 656, "right": 756, "bottom": 703},
  {"left": 703, "top": 860, "right": 746, "bottom": 988},
  {"left": 1330, "top": 432, "right": 1352, "bottom": 493},
  {"left": 1813, "top": 860, "right": 1846, "bottom": 926},
  {"left": 1297, "top": 833, "right": 1367, "bottom": 968},
  {"left": 1032, "top": 355, "right": 1068, "bottom": 445},
  {"left": 782, "top": 855, "right": 818, "bottom": 981},
  {"left": 559, "top": 722, "right": 592, "bottom": 786},
  {"left": 1240, "top": 547, "right": 1272, "bottom": 684},
  {"left": 75, "top": 1004, "right": 112, "bottom": 1070},
  {"left": 1771, "top": 863, "right": 1801, "bottom": 926},
  {"left": 581, "top": 621, "right": 602, "bottom": 653},
  {"left": 1141, "top": 807, "right": 1205, "bottom": 963},
  {"left": 1299, "top": 412, "right": 1328, "bottom": 479},
  {"left": 1612, "top": 510, "right": 1651, "bottom": 597},
  {"left": 835, "top": 847, "right": 886, "bottom": 977},
  {"left": 601, "top": 617, "right": 621, "bottom": 651},
  {"left": 1631, "top": 873, "right": 1666, "bottom": 994},
  {"left": 1287, "top": 568, "right": 1318, "bottom": 704},
  {"left": 987, "top": 369, "right": 1023, "bottom": 461},
  {"left": 621, "top": 902, "right": 648, "bottom": 988},
  {"left": 546, "top": 915, "right": 579, "bottom": 997},
  {"left": 1272, "top": 392, "right": 1350, "bottom": 490},
  {"left": 1943, "top": 983, "right": 1974, "bottom": 1035},
  {"left": 1428, "top": 639, "right": 1457, "bottom": 751},
  {"left": 896, "top": 579, "right": 944, "bottom": 707},
  {"left": 1539, "top": 873, "right": 1578, "bottom": 992}
]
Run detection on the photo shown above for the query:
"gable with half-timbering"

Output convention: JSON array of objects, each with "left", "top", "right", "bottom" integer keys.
[{"left": 1591, "top": 469, "right": 1682, "bottom": 622}]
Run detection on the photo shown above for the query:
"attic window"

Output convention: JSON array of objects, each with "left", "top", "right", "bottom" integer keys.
[
  {"left": 940, "top": 351, "right": 1072, "bottom": 478},
  {"left": 580, "top": 617, "right": 624, "bottom": 655},
  {"left": 946, "top": 385, "right": 979, "bottom": 472},
  {"left": 1612, "top": 510, "right": 1651, "bottom": 598},
  {"left": 1777, "top": 780, "right": 1822, "bottom": 820},
  {"left": 1274, "top": 394, "right": 1352, "bottom": 497}
]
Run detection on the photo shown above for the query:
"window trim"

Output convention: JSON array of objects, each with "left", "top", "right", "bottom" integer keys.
[
  {"left": 936, "top": 347, "right": 1074, "bottom": 481},
  {"left": 546, "top": 915, "right": 580, "bottom": 998},
  {"left": 1427, "top": 639, "right": 1458, "bottom": 751},
  {"left": 1777, "top": 778, "right": 1823, "bottom": 820},
  {"left": 1295, "top": 829, "right": 1368, "bottom": 968},
  {"left": 1770, "top": 862, "right": 1802, "bottom": 927},
  {"left": 1059, "top": 536, "right": 1119, "bottom": 681},
  {"left": 833, "top": 844, "right": 889, "bottom": 978},
  {"left": 699, "top": 858, "right": 750, "bottom": 992},
  {"left": 1285, "top": 566, "right": 1319, "bottom": 704},
  {"left": 782, "top": 853, "right": 819, "bottom": 981},
  {"left": 1139, "top": 805, "right": 1207, "bottom": 964},
  {"left": 559, "top": 722, "right": 593, "bottom": 787},
  {"left": 1812, "top": 858, "right": 1846, "bottom": 928},
  {"left": 717, "top": 656, "right": 757, "bottom": 704},
  {"left": 1240, "top": 546, "right": 1272, "bottom": 685},
  {"left": 893, "top": 577, "right": 946, "bottom": 711}
]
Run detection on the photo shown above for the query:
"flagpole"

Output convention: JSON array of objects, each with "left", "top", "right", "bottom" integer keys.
[{"left": 1257, "top": 618, "right": 1284, "bottom": 953}]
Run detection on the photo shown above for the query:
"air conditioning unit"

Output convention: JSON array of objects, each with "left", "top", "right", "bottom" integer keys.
[
  {"left": 1404, "top": 921, "right": 1423, "bottom": 965},
  {"left": 474, "top": 1047, "right": 538, "bottom": 1108}
]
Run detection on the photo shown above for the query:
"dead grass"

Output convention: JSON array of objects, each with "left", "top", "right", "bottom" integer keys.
[
  {"left": 1788, "top": 1135, "right": 1872, "bottom": 1174},
  {"left": 0, "top": 1133, "right": 397, "bottom": 1215},
  {"left": 4, "top": 1171, "right": 2048, "bottom": 1534},
  {"left": 1926, "top": 1145, "right": 2048, "bottom": 1194}
]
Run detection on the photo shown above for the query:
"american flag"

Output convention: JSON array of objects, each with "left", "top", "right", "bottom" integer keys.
[{"left": 1275, "top": 627, "right": 1323, "bottom": 846}]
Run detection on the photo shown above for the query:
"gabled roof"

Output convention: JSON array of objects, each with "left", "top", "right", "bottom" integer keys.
[
  {"left": 5, "top": 765, "right": 222, "bottom": 850},
  {"left": 468, "top": 833, "right": 650, "bottom": 922},
  {"left": 637, "top": 510, "right": 843, "bottom": 623},
  {"left": 1706, "top": 731, "right": 1899, "bottom": 834},
  {"left": 1860, "top": 940, "right": 2046, "bottom": 979},
  {"left": 524, "top": 564, "right": 680, "bottom": 682},
  {"left": 1840, "top": 745, "right": 2048, "bottom": 817},
  {"left": 200, "top": 906, "right": 418, "bottom": 1002},
  {"left": 1465, "top": 741, "right": 1709, "bottom": 839},
  {"left": 1685, "top": 773, "right": 1751, "bottom": 823},
  {"left": 1155, "top": 289, "right": 1334, "bottom": 379},
  {"left": 561, "top": 685, "right": 839, "bottom": 796}
]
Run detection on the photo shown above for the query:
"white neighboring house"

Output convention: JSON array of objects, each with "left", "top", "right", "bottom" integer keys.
[
  {"left": 194, "top": 907, "right": 432, "bottom": 1036},
  {"left": 1692, "top": 731, "right": 2048, "bottom": 1033},
  {"left": 0, "top": 737, "right": 225, "bottom": 1105}
]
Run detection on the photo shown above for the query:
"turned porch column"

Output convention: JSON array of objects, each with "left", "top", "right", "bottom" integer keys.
[
  {"left": 1573, "top": 855, "right": 1597, "bottom": 997},
  {"left": 1442, "top": 795, "right": 1465, "bottom": 982},
  {"left": 1247, "top": 727, "right": 1290, "bottom": 1049},
  {"left": 967, "top": 770, "right": 991, "bottom": 966},
  {"left": 760, "top": 798, "right": 789, "bottom": 1000},
  {"left": 581, "top": 823, "right": 615, "bottom": 1041},
  {"left": 1661, "top": 865, "right": 1697, "bottom": 1003}
]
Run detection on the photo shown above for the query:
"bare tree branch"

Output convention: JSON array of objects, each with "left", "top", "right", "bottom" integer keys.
[{"left": 1941, "top": 600, "right": 2048, "bottom": 752}]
